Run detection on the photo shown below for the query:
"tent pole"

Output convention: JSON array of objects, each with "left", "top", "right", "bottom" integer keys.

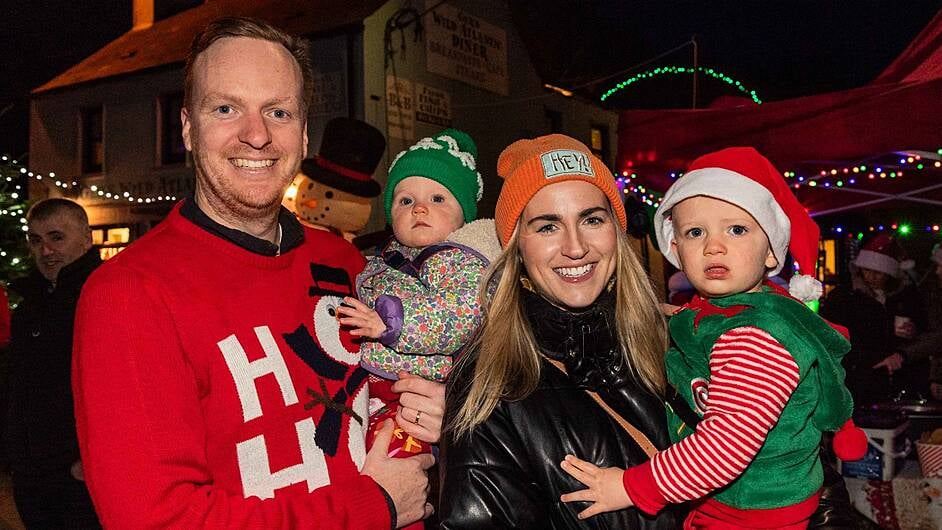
[
  {"left": 811, "top": 185, "right": 942, "bottom": 205},
  {"left": 691, "top": 35, "right": 698, "bottom": 109},
  {"left": 810, "top": 182, "right": 942, "bottom": 217}
]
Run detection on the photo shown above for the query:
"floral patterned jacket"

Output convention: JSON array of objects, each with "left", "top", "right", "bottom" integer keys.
[{"left": 356, "top": 219, "right": 500, "bottom": 381}]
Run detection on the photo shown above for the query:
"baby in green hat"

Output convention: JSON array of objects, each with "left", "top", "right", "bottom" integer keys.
[{"left": 337, "top": 129, "right": 499, "bottom": 458}]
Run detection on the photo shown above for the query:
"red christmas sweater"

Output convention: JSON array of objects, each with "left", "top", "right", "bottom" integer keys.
[{"left": 72, "top": 204, "right": 390, "bottom": 529}]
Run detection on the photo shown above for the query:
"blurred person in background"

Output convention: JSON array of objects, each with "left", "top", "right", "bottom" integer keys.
[
  {"left": 820, "top": 234, "right": 925, "bottom": 405},
  {"left": 4, "top": 198, "right": 100, "bottom": 528}
]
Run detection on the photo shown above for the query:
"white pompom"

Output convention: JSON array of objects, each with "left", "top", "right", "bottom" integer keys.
[{"left": 788, "top": 274, "right": 823, "bottom": 302}]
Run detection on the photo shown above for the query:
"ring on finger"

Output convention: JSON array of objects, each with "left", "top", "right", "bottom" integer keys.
[{"left": 414, "top": 409, "right": 423, "bottom": 425}]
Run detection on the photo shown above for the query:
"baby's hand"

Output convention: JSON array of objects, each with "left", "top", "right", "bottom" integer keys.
[
  {"left": 559, "top": 454, "right": 633, "bottom": 519},
  {"left": 337, "top": 297, "right": 387, "bottom": 339}
]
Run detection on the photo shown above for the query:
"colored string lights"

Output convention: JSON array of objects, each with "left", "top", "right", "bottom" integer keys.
[
  {"left": 617, "top": 148, "right": 942, "bottom": 236},
  {"left": 600, "top": 65, "right": 763, "bottom": 104},
  {"left": 616, "top": 173, "right": 663, "bottom": 209},
  {"left": 784, "top": 150, "right": 942, "bottom": 190},
  {"left": 828, "top": 222, "right": 942, "bottom": 238}
]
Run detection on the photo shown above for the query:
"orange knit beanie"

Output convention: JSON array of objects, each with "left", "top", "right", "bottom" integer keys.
[{"left": 494, "top": 134, "right": 627, "bottom": 247}]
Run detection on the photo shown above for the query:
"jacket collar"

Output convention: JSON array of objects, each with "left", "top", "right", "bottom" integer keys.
[
  {"left": 179, "top": 196, "right": 304, "bottom": 256},
  {"left": 58, "top": 247, "right": 102, "bottom": 286},
  {"left": 522, "top": 287, "right": 633, "bottom": 391}
]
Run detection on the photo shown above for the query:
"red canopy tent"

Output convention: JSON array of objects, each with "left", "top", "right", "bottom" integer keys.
[{"left": 616, "top": 9, "right": 942, "bottom": 218}]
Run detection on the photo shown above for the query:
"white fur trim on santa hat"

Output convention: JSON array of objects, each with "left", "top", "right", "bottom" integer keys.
[
  {"left": 654, "top": 167, "right": 791, "bottom": 275},
  {"left": 853, "top": 249, "right": 900, "bottom": 277}
]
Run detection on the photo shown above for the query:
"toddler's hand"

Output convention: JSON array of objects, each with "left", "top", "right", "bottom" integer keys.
[
  {"left": 560, "top": 454, "right": 632, "bottom": 519},
  {"left": 337, "top": 297, "right": 387, "bottom": 339}
]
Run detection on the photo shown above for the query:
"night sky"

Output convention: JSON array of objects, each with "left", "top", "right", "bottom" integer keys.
[
  {"left": 513, "top": 1, "right": 942, "bottom": 106},
  {"left": 1, "top": 1, "right": 940, "bottom": 159},
  {"left": 0, "top": 1, "right": 131, "bottom": 160}
]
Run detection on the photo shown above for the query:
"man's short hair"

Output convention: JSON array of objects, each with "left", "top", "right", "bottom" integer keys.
[
  {"left": 26, "top": 198, "right": 90, "bottom": 228},
  {"left": 183, "top": 16, "right": 314, "bottom": 114}
]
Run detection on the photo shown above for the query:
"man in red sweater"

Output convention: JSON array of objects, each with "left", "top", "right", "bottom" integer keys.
[{"left": 72, "top": 17, "right": 441, "bottom": 529}]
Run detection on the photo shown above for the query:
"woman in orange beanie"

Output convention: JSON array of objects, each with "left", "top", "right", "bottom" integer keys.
[{"left": 438, "top": 134, "right": 679, "bottom": 528}]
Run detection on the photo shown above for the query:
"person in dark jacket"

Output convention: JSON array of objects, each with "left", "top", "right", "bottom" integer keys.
[
  {"left": 5, "top": 198, "right": 101, "bottom": 528},
  {"left": 439, "top": 135, "right": 678, "bottom": 529},
  {"left": 819, "top": 234, "right": 925, "bottom": 405}
]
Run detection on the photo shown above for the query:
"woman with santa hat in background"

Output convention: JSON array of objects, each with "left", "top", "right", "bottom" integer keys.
[{"left": 820, "top": 234, "right": 926, "bottom": 405}]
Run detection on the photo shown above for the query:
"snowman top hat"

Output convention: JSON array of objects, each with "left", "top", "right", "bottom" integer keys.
[{"left": 301, "top": 117, "right": 385, "bottom": 198}]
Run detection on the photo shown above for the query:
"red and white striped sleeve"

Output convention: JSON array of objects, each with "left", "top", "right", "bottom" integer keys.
[{"left": 624, "top": 326, "right": 801, "bottom": 511}]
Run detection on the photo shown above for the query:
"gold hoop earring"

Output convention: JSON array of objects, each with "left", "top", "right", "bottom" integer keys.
[{"left": 520, "top": 276, "right": 534, "bottom": 292}]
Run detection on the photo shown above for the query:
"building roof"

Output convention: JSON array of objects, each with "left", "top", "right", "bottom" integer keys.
[{"left": 34, "top": 0, "right": 386, "bottom": 94}]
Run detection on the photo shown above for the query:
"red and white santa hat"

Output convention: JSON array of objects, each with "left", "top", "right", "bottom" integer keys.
[
  {"left": 853, "top": 234, "right": 904, "bottom": 277},
  {"left": 654, "top": 147, "right": 824, "bottom": 301}
]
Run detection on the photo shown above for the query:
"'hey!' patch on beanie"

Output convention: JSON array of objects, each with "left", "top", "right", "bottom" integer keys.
[
  {"left": 384, "top": 129, "right": 482, "bottom": 224},
  {"left": 540, "top": 150, "right": 595, "bottom": 178}
]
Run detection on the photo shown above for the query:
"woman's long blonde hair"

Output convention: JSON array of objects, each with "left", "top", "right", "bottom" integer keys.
[{"left": 450, "top": 222, "right": 669, "bottom": 439}]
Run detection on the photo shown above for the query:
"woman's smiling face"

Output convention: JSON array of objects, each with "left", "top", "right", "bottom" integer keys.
[{"left": 517, "top": 180, "right": 617, "bottom": 309}]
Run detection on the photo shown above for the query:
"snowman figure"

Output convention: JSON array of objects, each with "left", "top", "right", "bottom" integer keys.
[{"left": 284, "top": 117, "right": 385, "bottom": 245}]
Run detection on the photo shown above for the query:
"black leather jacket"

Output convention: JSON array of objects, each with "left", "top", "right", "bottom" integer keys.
[{"left": 439, "top": 290, "right": 680, "bottom": 529}]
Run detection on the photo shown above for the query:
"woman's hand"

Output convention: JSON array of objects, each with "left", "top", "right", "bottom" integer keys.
[
  {"left": 873, "top": 352, "right": 904, "bottom": 374},
  {"left": 337, "top": 297, "right": 387, "bottom": 339},
  {"left": 393, "top": 372, "right": 445, "bottom": 443},
  {"left": 560, "top": 454, "right": 632, "bottom": 519}
]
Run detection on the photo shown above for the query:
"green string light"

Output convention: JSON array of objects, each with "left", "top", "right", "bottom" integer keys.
[{"left": 600, "top": 65, "right": 763, "bottom": 104}]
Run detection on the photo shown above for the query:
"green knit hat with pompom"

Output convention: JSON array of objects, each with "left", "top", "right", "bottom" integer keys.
[{"left": 384, "top": 129, "right": 483, "bottom": 223}]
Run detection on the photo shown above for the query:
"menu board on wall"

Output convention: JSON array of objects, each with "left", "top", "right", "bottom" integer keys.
[
  {"left": 386, "top": 75, "right": 415, "bottom": 140},
  {"left": 425, "top": 0, "right": 508, "bottom": 96},
  {"left": 415, "top": 83, "right": 452, "bottom": 127}
]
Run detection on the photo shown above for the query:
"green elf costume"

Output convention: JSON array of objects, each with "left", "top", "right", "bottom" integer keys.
[{"left": 623, "top": 147, "right": 868, "bottom": 529}]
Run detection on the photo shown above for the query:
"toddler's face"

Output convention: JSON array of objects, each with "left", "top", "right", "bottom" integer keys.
[
  {"left": 670, "top": 196, "right": 777, "bottom": 298},
  {"left": 391, "top": 176, "right": 464, "bottom": 248}
]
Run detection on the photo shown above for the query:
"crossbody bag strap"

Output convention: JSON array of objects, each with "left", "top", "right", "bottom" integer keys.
[{"left": 545, "top": 357, "right": 657, "bottom": 459}]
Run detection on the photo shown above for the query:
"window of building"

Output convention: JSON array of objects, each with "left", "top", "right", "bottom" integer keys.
[
  {"left": 590, "top": 125, "right": 610, "bottom": 165},
  {"left": 158, "top": 92, "right": 187, "bottom": 166},
  {"left": 820, "top": 238, "right": 839, "bottom": 297},
  {"left": 92, "top": 226, "right": 131, "bottom": 260},
  {"left": 81, "top": 106, "right": 104, "bottom": 174}
]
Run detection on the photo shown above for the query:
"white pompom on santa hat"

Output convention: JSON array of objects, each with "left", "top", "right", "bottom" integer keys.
[{"left": 654, "top": 146, "right": 824, "bottom": 301}]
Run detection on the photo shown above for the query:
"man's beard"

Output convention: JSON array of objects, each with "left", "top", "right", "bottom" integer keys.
[{"left": 191, "top": 140, "right": 295, "bottom": 221}]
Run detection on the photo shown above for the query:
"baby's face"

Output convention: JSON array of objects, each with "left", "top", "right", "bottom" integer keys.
[
  {"left": 670, "top": 196, "right": 777, "bottom": 298},
  {"left": 390, "top": 176, "right": 464, "bottom": 248}
]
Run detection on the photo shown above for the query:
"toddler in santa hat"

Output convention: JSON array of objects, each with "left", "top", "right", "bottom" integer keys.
[
  {"left": 560, "top": 147, "right": 865, "bottom": 529},
  {"left": 337, "top": 129, "right": 499, "bottom": 462}
]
